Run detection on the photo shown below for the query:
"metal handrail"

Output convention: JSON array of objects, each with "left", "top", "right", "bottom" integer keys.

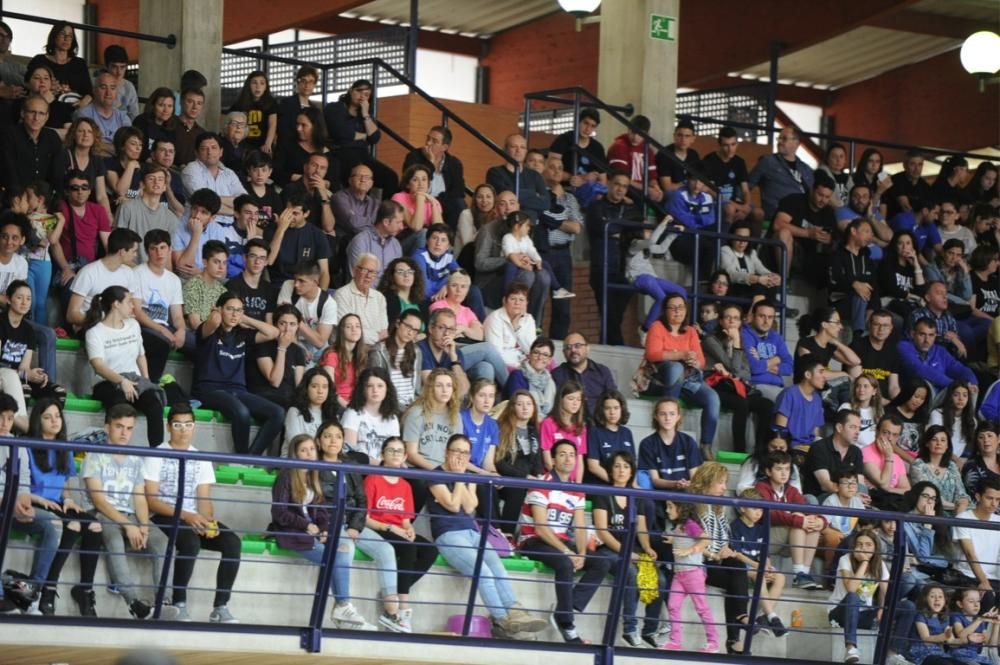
[
  {"left": 222, "top": 48, "right": 516, "bottom": 172},
  {"left": 4, "top": 434, "right": 1000, "bottom": 663},
  {"left": 600, "top": 220, "right": 789, "bottom": 343},
  {"left": 0, "top": 10, "right": 177, "bottom": 48},
  {"left": 522, "top": 86, "right": 720, "bottom": 199},
  {"left": 683, "top": 113, "right": 998, "bottom": 164}
]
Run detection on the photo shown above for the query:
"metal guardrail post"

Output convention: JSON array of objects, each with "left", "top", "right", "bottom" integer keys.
[
  {"left": 873, "top": 518, "right": 908, "bottom": 665},
  {"left": 766, "top": 41, "right": 782, "bottom": 148},
  {"left": 321, "top": 68, "right": 329, "bottom": 108},
  {"left": 692, "top": 232, "right": 701, "bottom": 318},
  {"left": 742, "top": 507, "right": 772, "bottom": 655},
  {"left": 152, "top": 458, "right": 186, "bottom": 619},
  {"left": 599, "top": 498, "right": 637, "bottom": 650},
  {"left": 571, "top": 91, "right": 582, "bottom": 177},
  {"left": 302, "top": 471, "right": 347, "bottom": 653},
  {"left": 0, "top": 443, "right": 22, "bottom": 579},
  {"left": 462, "top": 482, "right": 494, "bottom": 636}
]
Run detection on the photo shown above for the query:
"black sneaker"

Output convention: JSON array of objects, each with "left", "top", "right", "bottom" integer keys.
[
  {"left": 622, "top": 633, "right": 643, "bottom": 647},
  {"left": 0, "top": 597, "right": 17, "bottom": 614},
  {"left": 71, "top": 585, "right": 97, "bottom": 617},
  {"left": 641, "top": 633, "right": 660, "bottom": 648},
  {"left": 128, "top": 599, "right": 151, "bottom": 620},
  {"left": 39, "top": 587, "right": 56, "bottom": 616},
  {"left": 754, "top": 614, "right": 772, "bottom": 636},
  {"left": 769, "top": 615, "right": 788, "bottom": 638}
]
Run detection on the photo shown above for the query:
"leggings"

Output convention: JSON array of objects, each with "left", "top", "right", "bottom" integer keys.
[
  {"left": 92, "top": 380, "right": 164, "bottom": 447},
  {"left": 497, "top": 486, "right": 527, "bottom": 537},
  {"left": 667, "top": 568, "right": 719, "bottom": 645},
  {"left": 704, "top": 556, "right": 750, "bottom": 643},
  {"left": 376, "top": 529, "right": 438, "bottom": 594},
  {"left": 152, "top": 515, "right": 241, "bottom": 607},
  {"left": 43, "top": 507, "right": 101, "bottom": 590}
]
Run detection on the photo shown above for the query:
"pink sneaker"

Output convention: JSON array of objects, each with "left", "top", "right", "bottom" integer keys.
[
  {"left": 660, "top": 640, "right": 683, "bottom": 651},
  {"left": 700, "top": 642, "right": 719, "bottom": 653}
]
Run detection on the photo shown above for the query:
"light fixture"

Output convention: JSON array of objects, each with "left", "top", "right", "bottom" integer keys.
[
  {"left": 960, "top": 31, "right": 1000, "bottom": 91},
  {"left": 558, "top": 0, "right": 601, "bottom": 17}
]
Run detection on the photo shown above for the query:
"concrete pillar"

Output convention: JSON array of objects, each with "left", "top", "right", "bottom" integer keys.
[
  {"left": 138, "top": 0, "right": 223, "bottom": 131},
  {"left": 597, "top": 0, "right": 680, "bottom": 144}
]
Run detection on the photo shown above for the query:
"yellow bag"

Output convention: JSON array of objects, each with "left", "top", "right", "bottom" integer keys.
[{"left": 636, "top": 553, "right": 660, "bottom": 604}]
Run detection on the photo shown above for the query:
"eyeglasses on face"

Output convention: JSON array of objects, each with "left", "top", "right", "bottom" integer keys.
[
  {"left": 170, "top": 421, "right": 195, "bottom": 430},
  {"left": 68, "top": 184, "right": 90, "bottom": 192}
]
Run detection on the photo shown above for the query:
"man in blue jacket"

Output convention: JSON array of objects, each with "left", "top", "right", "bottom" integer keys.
[
  {"left": 740, "top": 300, "right": 793, "bottom": 401},
  {"left": 898, "top": 317, "right": 977, "bottom": 395}
]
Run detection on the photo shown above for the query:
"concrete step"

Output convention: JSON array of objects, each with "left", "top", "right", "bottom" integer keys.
[{"left": 4, "top": 540, "right": 844, "bottom": 661}]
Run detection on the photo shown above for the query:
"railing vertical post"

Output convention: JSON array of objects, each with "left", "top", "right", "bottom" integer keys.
[
  {"left": 849, "top": 140, "right": 857, "bottom": 171},
  {"left": 873, "top": 518, "right": 908, "bottom": 665},
  {"left": 302, "top": 470, "right": 347, "bottom": 653},
  {"left": 780, "top": 244, "right": 788, "bottom": 336},
  {"left": 523, "top": 97, "right": 532, "bottom": 144},
  {"left": 743, "top": 507, "right": 772, "bottom": 655},
  {"left": 370, "top": 62, "right": 380, "bottom": 159},
  {"left": 406, "top": 0, "right": 418, "bottom": 89},
  {"left": 601, "top": 221, "right": 610, "bottom": 345},
  {"left": 766, "top": 41, "right": 781, "bottom": 148},
  {"left": 691, "top": 231, "right": 700, "bottom": 319},
  {"left": 0, "top": 442, "right": 22, "bottom": 578},
  {"left": 462, "top": 480, "right": 493, "bottom": 635},
  {"left": 321, "top": 68, "right": 329, "bottom": 108},
  {"left": 571, "top": 91, "right": 582, "bottom": 176},
  {"left": 152, "top": 458, "right": 186, "bottom": 619},
  {"left": 600, "top": 498, "right": 636, "bottom": 650}
]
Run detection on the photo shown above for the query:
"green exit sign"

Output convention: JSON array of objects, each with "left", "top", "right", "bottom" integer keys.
[{"left": 650, "top": 13, "right": 676, "bottom": 41}]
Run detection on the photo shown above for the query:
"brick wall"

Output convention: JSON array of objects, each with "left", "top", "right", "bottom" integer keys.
[{"left": 537, "top": 265, "right": 642, "bottom": 347}]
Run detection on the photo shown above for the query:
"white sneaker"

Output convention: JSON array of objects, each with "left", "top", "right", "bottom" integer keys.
[
  {"left": 379, "top": 612, "right": 410, "bottom": 633},
  {"left": 331, "top": 602, "right": 376, "bottom": 631},
  {"left": 886, "top": 655, "right": 915, "bottom": 665},
  {"left": 399, "top": 608, "right": 413, "bottom": 632},
  {"left": 552, "top": 288, "right": 576, "bottom": 299},
  {"left": 845, "top": 645, "right": 861, "bottom": 663},
  {"left": 22, "top": 599, "right": 42, "bottom": 616}
]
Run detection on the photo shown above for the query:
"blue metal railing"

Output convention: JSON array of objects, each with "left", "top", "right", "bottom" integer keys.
[
  {"left": 599, "top": 220, "right": 790, "bottom": 344},
  {"left": 5, "top": 434, "right": 1000, "bottom": 664}
]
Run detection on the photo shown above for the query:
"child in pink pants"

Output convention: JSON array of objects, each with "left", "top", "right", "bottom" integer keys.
[{"left": 662, "top": 500, "right": 719, "bottom": 653}]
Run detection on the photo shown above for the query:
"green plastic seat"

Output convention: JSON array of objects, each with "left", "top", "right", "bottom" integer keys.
[
  {"left": 240, "top": 534, "right": 269, "bottom": 555},
  {"left": 55, "top": 338, "right": 82, "bottom": 351},
  {"left": 64, "top": 396, "right": 103, "bottom": 413},
  {"left": 716, "top": 450, "right": 749, "bottom": 465},
  {"left": 167, "top": 351, "right": 186, "bottom": 361},
  {"left": 214, "top": 465, "right": 242, "bottom": 485},
  {"left": 242, "top": 468, "right": 277, "bottom": 488}
]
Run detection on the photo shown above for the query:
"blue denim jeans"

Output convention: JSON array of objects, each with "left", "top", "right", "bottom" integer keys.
[
  {"left": 828, "top": 591, "right": 877, "bottom": 647},
  {"left": 296, "top": 534, "right": 354, "bottom": 603},
  {"left": 195, "top": 389, "right": 284, "bottom": 456},
  {"left": 352, "top": 526, "right": 398, "bottom": 596},
  {"left": 435, "top": 528, "right": 517, "bottom": 620},
  {"left": 25, "top": 319, "right": 56, "bottom": 382},
  {"left": 658, "top": 361, "right": 720, "bottom": 446},
  {"left": 11, "top": 507, "right": 60, "bottom": 586},
  {"left": 27, "top": 260, "right": 52, "bottom": 326},
  {"left": 460, "top": 342, "right": 509, "bottom": 386},
  {"left": 594, "top": 546, "right": 666, "bottom": 636}
]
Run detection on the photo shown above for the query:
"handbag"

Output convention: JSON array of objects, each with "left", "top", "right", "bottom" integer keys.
[
  {"left": 704, "top": 370, "right": 748, "bottom": 398},
  {"left": 475, "top": 521, "right": 513, "bottom": 558},
  {"left": 630, "top": 359, "right": 657, "bottom": 398}
]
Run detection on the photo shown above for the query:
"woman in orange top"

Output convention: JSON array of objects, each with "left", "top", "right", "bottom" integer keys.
[{"left": 643, "top": 293, "right": 720, "bottom": 460}]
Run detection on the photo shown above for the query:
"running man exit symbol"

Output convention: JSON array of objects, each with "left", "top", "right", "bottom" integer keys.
[{"left": 650, "top": 14, "right": 676, "bottom": 41}]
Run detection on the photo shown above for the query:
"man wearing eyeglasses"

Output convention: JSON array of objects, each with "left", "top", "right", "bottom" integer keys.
[
  {"left": 1, "top": 94, "right": 62, "bottom": 195},
  {"left": 551, "top": 332, "right": 617, "bottom": 416},
  {"left": 144, "top": 402, "right": 242, "bottom": 624},
  {"left": 219, "top": 111, "right": 248, "bottom": 174},
  {"left": 850, "top": 310, "right": 901, "bottom": 400},
  {"left": 334, "top": 253, "right": 389, "bottom": 345},
  {"left": 332, "top": 163, "right": 379, "bottom": 238}
]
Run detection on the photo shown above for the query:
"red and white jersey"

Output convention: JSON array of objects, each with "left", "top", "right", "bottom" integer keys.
[{"left": 517, "top": 473, "right": 585, "bottom": 545}]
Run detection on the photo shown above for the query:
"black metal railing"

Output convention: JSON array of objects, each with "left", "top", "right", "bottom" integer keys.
[{"left": 600, "top": 220, "right": 789, "bottom": 344}]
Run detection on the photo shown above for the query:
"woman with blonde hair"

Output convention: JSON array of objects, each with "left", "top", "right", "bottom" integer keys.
[
  {"left": 689, "top": 462, "right": 751, "bottom": 654},
  {"left": 402, "top": 367, "right": 463, "bottom": 510}
]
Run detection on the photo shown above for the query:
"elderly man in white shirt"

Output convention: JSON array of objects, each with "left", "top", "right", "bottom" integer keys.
[
  {"left": 181, "top": 132, "right": 246, "bottom": 225},
  {"left": 484, "top": 282, "right": 538, "bottom": 369},
  {"left": 334, "top": 253, "right": 389, "bottom": 345}
]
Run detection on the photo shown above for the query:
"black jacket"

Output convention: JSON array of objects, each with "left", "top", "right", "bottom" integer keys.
[{"left": 403, "top": 149, "right": 466, "bottom": 202}]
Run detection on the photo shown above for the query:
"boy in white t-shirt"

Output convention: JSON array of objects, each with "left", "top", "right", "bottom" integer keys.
[
  {"left": 131, "top": 229, "right": 188, "bottom": 381},
  {"left": 954, "top": 476, "right": 1000, "bottom": 609},
  {"left": 67, "top": 227, "right": 141, "bottom": 329},
  {"left": 277, "top": 259, "right": 337, "bottom": 360}
]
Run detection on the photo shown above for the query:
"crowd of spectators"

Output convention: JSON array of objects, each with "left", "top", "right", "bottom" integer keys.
[{"left": 0, "top": 18, "right": 999, "bottom": 663}]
